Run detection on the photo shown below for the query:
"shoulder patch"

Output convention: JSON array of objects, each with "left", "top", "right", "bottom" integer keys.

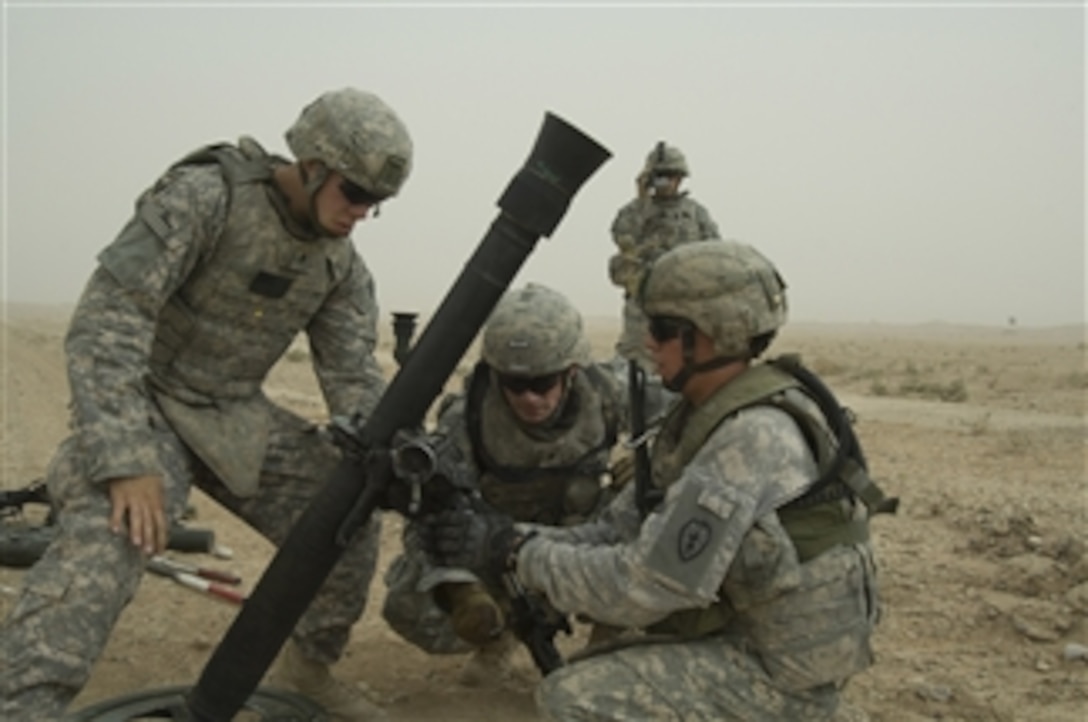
[
  {"left": 643, "top": 480, "right": 739, "bottom": 595},
  {"left": 677, "top": 518, "right": 712, "bottom": 561}
]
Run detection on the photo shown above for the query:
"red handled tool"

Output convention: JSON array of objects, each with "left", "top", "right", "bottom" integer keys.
[{"left": 147, "top": 556, "right": 246, "bottom": 605}]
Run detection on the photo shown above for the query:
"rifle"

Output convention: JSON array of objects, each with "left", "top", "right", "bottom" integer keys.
[
  {"left": 0, "top": 479, "right": 52, "bottom": 514},
  {"left": 0, "top": 480, "right": 221, "bottom": 568},
  {"left": 504, "top": 568, "right": 570, "bottom": 673},
  {"left": 183, "top": 113, "right": 610, "bottom": 721},
  {"left": 628, "top": 360, "right": 661, "bottom": 518}
]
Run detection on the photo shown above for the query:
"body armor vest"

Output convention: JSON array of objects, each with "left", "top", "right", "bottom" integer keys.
[
  {"left": 650, "top": 357, "right": 892, "bottom": 562},
  {"left": 149, "top": 141, "right": 353, "bottom": 401},
  {"left": 648, "top": 357, "right": 891, "bottom": 632},
  {"left": 465, "top": 363, "right": 619, "bottom": 525},
  {"left": 646, "top": 358, "right": 885, "bottom": 690},
  {"left": 628, "top": 196, "right": 711, "bottom": 265},
  {"left": 147, "top": 140, "right": 354, "bottom": 495}
]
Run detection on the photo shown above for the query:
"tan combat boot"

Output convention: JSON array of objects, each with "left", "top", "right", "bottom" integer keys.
[
  {"left": 458, "top": 630, "right": 519, "bottom": 688},
  {"left": 275, "top": 640, "right": 388, "bottom": 722},
  {"left": 438, "top": 581, "right": 505, "bottom": 647}
]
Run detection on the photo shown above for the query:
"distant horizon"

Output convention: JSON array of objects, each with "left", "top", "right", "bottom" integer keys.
[{"left": 1, "top": 299, "right": 1084, "bottom": 334}]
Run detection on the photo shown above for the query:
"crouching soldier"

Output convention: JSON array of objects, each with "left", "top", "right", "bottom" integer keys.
[{"left": 382, "top": 283, "right": 631, "bottom": 685}]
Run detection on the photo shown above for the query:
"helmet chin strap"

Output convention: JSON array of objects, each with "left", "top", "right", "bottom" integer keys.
[
  {"left": 662, "top": 329, "right": 744, "bottom": 393},
  {"left": 535, "top": 370, "right": 575, "bottom": 430},
  {"left": 299, "top": 162, "right": 339, "bottom": 238}
]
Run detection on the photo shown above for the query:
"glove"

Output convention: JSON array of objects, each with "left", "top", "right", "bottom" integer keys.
[{"left": 423, "top": 508, "right": 518, "bottom": 589}]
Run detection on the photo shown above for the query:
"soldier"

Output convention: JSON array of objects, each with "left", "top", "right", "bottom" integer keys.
[
  {"left": 607, "top": 142, "right": 720, "bottom": 370},
  {"left": 382, "top": 283, "right": 630, "bottom": 686},
  {"left": 427, "top": 241, "right": 886, "bottom": 721},
  {"left": 0, "top": 88, "right": 411, "bottom": 721}
]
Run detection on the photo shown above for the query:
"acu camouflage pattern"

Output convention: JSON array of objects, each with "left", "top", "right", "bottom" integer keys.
[
  {"left": 382, "top": 361, "right": 628, "bottom": 655},
  {"left": 481, "top": 283, "right": 592, "bottom": 376},
  {"left": 285, "top": 87, "right": 412, "bottom": 198},
  {"left": 641, "top": 240, "right": 788, "bottom": 358},
  {"left": 0, "top": 138, "right": 388, "bottom": 719},
  {"left": 99, "top": 139, "right": 386, "bottom": 495},
  {"left": 538, "top": 638, "right": 838, "bottom": 721},
  {"left": 608, "top": 189, "right": 719, "bottom": 366},
  {"left": 608, "top": 195, "right": 720, "bottom": 297},
  {"left": 0, "top": 402, "right": 382, "bottom": 721},
  {"left": 517, "top": 373, "right": 880, "bottom": 720}
]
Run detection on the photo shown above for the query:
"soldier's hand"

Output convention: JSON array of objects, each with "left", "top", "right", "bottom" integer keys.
[
  {"left": 422, "top": 508, "right": 517, "bottom": 589},
  {"left": 108, "top": 475, "right": 168, "bottom": 555}
]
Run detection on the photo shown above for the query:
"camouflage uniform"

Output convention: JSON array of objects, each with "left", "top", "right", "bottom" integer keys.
[
  {"left": 0, "top": 89, "right": 411, "bottom": 720},
  {"left": 513, "top": 243, "right": 882, "bottom": 721},
  {"left": 607, "top": 144, "right": 720, "bottom": 367},
  {"left": 382, "top": 284, "right": 627, "bottom": 655}
]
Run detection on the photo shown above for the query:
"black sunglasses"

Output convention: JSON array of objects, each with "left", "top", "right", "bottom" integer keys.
[
  {"left": 338, "top": 179, "right": 386, "bottom": 207},
  {"left": 648, "top": 315, "right": 692, "bottom": 344},
  {"left": 497, "top": 371, "right": 564, "bottom": 396}
]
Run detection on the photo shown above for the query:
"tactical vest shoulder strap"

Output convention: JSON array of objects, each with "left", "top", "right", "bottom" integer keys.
[
  {"left": 464, "top": 361, "right": 495, "bottom": 474},
  {"left": 160, "top": 140, "right": 274, "bottom": 241},
  {"left": 657, "top": 357, "right": 898, "bottom": 517},
  {"left": 169, "top": 139, "right": 273, "bottom": 197},
  {"left": 768, "top": 355, "right": 899, "bottom": 516},
  {"left": 580, "top": 364, "right": 621, "bottom": 450},
  {"left": 666, "top": 363, "right": 799, "bottom": 471}
]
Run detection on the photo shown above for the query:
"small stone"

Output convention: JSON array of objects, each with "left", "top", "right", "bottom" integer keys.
[{"left": 1063, "top": 642, "right": 1088, "bottom": 661}]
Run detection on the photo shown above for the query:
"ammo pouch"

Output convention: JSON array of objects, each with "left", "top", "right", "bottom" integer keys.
[
  {"left": 479, "top": 472, "right": 601, "bottom": 526},
  {"left": 779, "top": 498, "right": 868, "bottom": 564}
]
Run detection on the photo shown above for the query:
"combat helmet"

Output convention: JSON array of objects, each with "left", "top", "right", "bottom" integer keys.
[
  {"left": 644, "top": 142, "right": 689, "bottom": 177},
  {"left": 286, "top": 88, "right": 412, "bottom": 200},
  {"left": 640, "top": 241, "right": 787, "bottom": 388},
  {"left": 482, "top": 283, "right": 592, "bottom": 377}
]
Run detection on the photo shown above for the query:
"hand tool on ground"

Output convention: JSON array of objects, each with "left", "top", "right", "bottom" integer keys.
[{"left": 147, "top": 556, "right": 246, "bottom": 605}]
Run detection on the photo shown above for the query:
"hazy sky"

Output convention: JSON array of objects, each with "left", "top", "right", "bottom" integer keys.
[{"left": 2, "top": 1, "right": 1084, "bottom": 327}]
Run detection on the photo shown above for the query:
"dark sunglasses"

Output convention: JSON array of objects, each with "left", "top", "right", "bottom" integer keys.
[
  {"left": 497, "top": 371, "right": 564, "bottom": 396},
  {"left": 338, "top": 178, "right": 386, "bottom": 207},
  {"left": 648, "top": 315, "right": 692, "bottom": 344}
]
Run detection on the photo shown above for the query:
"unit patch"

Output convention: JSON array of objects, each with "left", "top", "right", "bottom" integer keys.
[{"left": 678, "top": 519, "right": 712, "bottom": 561}]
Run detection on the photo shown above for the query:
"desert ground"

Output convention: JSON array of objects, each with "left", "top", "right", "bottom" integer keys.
[{"left": 1, "top": 302, "right": 1085, "bottom": 721}]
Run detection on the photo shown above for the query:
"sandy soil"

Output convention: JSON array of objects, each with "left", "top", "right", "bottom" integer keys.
[{"left": 1, "top": 303, "right": 1085, "bottom": 721}]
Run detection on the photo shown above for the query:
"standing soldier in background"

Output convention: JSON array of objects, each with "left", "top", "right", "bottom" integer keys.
[
  {"left": 608, "top": 142, "right": 720, "bottom": 370},
  {"left": 382, "top": 284, "right": 631, "bottom": 686},
  {"left": 428, "top": 241, "right": 888, "bottom": 721},
  {"left": 0, "top": 87, "right": 411, "bottom": 722}
]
